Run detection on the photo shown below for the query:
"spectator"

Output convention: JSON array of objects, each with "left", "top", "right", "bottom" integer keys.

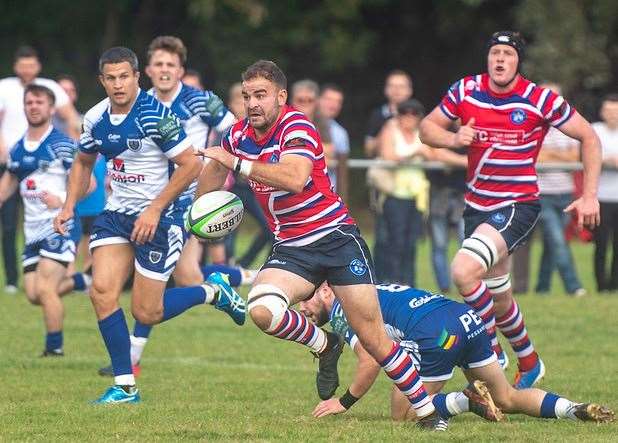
[
  {"left": 374, "top": 99, "right": 431, "bottom": 286},
  {"left": 290, "top": 79, "right": 333, "bottom": 159},
  {"left": 592, "top": 93, "right": 618, "bottom": 292},
  {"left": 182, "top": 69, "right": 204, "bottom": 90},
  {"left": 364, "top": 70, "right": 413, "bottom": 281},
  {"left": 535, "top": 83, "right": 585, "bottom": 296},
  {"left": 318, "top": 83, "right": 349, "bottom": 201},
  {"left": 0, "top": 46, "right": 80, "bottom": 292}
]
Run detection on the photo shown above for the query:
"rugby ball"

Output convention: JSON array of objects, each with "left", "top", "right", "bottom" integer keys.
[{"left": 185, "top": 191, "right": 244, "bottom": 239}]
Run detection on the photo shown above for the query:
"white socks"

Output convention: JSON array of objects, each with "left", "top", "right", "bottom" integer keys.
[{"left": 130, "top": 335, "right": 148, "bottom": 366}]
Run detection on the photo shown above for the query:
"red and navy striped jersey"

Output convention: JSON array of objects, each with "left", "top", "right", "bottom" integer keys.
[
  {"left": 221, "top": 105, "right": 354, "bottom": 245},
  {"left": 440, "top": 73, "right": 575, "bottom": 211}
]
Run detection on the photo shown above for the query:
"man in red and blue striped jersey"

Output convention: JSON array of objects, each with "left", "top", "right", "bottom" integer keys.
[
  {"left": 420, "top": 31, "right": 602, "bottom": 389},
  {"left": 196, "top": 60, "right": 444, "bottom": 430}
]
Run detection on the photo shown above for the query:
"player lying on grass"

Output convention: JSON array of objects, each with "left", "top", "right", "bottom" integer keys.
[{"left": 300, "top": 283, "right": 615, "bottom": 425}]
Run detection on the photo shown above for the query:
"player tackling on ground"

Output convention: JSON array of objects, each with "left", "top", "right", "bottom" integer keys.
[
  {"left": 195, "top": 60, "right": 444, "bottom": 430},
  {"left": 54, "top": 47, "right": 242, "bottom": 404},
  {"left": 419, "top": 31, "right": 602, "bottom": 388},
  {"left": 301, "top": 283, "right": 614, "bottom": 425}
]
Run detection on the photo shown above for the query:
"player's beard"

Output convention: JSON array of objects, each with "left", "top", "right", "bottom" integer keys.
[{"left": 26, "top": 115, "right": 49, "bottom": 127}]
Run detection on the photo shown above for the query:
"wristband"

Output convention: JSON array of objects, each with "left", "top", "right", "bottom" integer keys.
[
  {"left": 239, "top": 159, "right": 253, "bottom": 177},
  {"left": 338, "top": 389, "right": 359, "bottom": 410},
  {"left": 233, "top": 157, "right": 241, "bottom": 174}
]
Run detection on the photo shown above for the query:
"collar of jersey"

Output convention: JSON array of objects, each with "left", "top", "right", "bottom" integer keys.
[
  {"left": 23, "top": 124, "right": 54, "bottom": 152},
  {"left": 481, "top": 73, "right": 528, "bottom": 99},
  {"left": 107, "top": 89, "right": 143, "bottom": 126}
]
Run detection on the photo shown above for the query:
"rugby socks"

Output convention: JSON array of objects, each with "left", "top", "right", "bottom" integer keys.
[
  {"left": 98, "top": 309, "right": 135, "bottom": 386},
  {"left": 540, "top": 393, "right": 578, "bottom": 419},
  {"left": 161, "top": 286, "right": 209, "bottom": 322},
  {"left": 267, "top": 309, "right": 328, "bottom": 353},
  {"left": 462, "top": 282, "right": 502, "bottom": 355},
  {"left": 71, "top": 272, "right": 91, "bottom": 291},
  {"left": 45, "top": 331, "right": 63, "bottom": 352},
  {"left": 380, "top": 342, "right": 434, "bottom": 417},
  {"left": 495, "top": 300, "right": 538, "bottom": 372},
  {"left": 432, "top": 392, "right": 469, "bottom": 418}
]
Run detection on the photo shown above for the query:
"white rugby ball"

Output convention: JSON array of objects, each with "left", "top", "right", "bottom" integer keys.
[{"left": 185, "top": 191, "right": 244, "bottom": 239}]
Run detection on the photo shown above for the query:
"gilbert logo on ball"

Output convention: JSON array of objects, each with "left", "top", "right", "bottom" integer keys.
[{"left": 185, "top": 191, "right": 244, "bottom": 240}]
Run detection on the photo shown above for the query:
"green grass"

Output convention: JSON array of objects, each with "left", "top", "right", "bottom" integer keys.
[{"left": 1, "top": 229, "right": 617, "bottom": 441}]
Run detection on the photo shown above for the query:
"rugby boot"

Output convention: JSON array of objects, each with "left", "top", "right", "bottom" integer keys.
[
  {"left": 571, "top": 403, "right": 615, "bottom": 423},
  {"left": 514, "top": 358, "right": 545, "bottom": 389},
  {"left": 463, "top": 380, "right": 505, "bottom": 422},
  {"left": 416, "top": 410, "right": 448, "bottom": 431},
  {"left": 497, "top": 349, "right": 509, "bottom": 370},
  {"left": 98, "top": 363, "right": 141, "bottom": 378},
  {"left": 92, "top": 385, "right": 140, "bottom": 404},
  {"left": 206, "top": 272, "right": 246, "bottom": 326},
  {"left": 313, "top": 331, "right": 344, "bottom": 400},
  {"left": 40, "top": 349, "right": 64, "bottom": 357}
]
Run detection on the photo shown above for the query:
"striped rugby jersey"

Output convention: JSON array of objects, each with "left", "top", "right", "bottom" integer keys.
[
  {"left": 221, "top": 105, "right": 354, "bottom": 246},
  {"left": 80, "top": 89, "right": 192, "bottom": 224},
  {"left": 8, "top": 125, "right": 76, "bottom": 244},
  {"left": 440, "top": 73, "right": 575, "bottom": 211}
]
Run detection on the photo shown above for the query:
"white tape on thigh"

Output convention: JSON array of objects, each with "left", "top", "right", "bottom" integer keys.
[
  {"left": 484, "top": 274, "right": 511, "bottom": 294},
  {"left": 460, "top": 233, "right": 498, "bottom": 271},
  {"left": 247, "top": 284, "right": 290, "bottom": 331}
]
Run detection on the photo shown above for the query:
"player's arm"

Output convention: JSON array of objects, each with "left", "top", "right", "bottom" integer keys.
[
  {"left": 131, "top": 147, "right": 202, "bottom": 244},
  {"left": 430, "top": 147, "right": 468, "bottom": 168},
  {"left": 0, "top": 171, "right": 18, "bottom": 207},
  {"left": 419, "top": 106, "right": 475, "bottom": 149},
  {"left": 557, "top": 112, "right": 602, "bottom": 229},
  {"left": 54, "top": 151, "right": 96, "bottom": 234},
  {"left": 312, "top": 338, "right": 382, "bottom": 418},
  {"left": 199, "top": 146, "right": 313, "bottom": 194}
]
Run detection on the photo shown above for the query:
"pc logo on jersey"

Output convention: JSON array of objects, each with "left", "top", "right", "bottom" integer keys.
[
  {"left": 26, "top": 178, "right": 36, "bottom": 190},
  {"left": 349, "top": 258, "right": 367, "bottom": 276},
  {"left": 112, "top": 159, "right": 125, "bottom": 172},
  {"left": 510, "top": 108, "right": 527, "bottom": 125},
  {"left": 127, "top": 139, "right": 142, "bottom": 151}
]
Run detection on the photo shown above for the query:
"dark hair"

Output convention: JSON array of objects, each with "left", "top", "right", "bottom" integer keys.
[
  {"left": 183, "top": 68, "right": 202, "bottom": 80},
  {"left": 99, "top": 47, "right": 139, "bottom": 73},
  {"left": 147, "top": 35, "right": 187, "bottom": 65},
  {"left": 602, "top": 93, "right": 618, "bottom": 103},
  {"left": 242, "top": 60, "right": 287, "bottom": 89},
  {"left": 397, "top": 99, "right": 424, "bottom": 116},
  {"left": 24, "top": 84, "right": 55, "bottom": 105},
  {"left": 15, "top": 45, "right": 39, "bottom": 61},
  {"left": 386, "top": 69, "right": 412, "bottom": 87},
  {"left": 56, "top": 73, "right": 79, "bottom": 95},
  {"left": 321, "top": 83, "right": 343, "bottom": 95}
]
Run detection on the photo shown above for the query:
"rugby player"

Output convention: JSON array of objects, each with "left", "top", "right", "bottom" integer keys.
[
  {"left": 0, "top": 84, "right": 79, "bottom": 356},
  {"left": 53, "top": 47, "right": 243, "bottom": 404},
  {"left": 419, "top": 31, "right": 602, "bottom": 388},
  {"left": 95, "top": 36, "right": 242, "bottom": 377},
  {"left": 302, "top": 283, "right": 614, "bottom": 425},
  {"left": 195, "top": 60, "right": 443, "bottom": 430}
]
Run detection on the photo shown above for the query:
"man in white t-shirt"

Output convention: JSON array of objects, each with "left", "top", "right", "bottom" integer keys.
[
  {"left": 0, "top": 46, "right": 81, "bottom": 293},
  {"left": 592, "top": 94, "right": 618, "bottom": 292},
  {"left": 535, "top": 83, "right": 585, "bottom": 297}
]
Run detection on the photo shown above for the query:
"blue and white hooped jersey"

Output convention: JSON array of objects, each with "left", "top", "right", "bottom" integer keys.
[
  {"left": 79, "top": 89, "right": 192, "bottom": 224},
  {"left": 329, "top": 284, "right": 454, "bottom": 349},
  {"left": 148, "top": 83, "right": 235, "bottom": 208},
  {"left": 8, "top": 125, "right": 76, "bottom": 244}
]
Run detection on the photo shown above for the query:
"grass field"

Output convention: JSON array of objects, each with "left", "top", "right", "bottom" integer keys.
[{"left": 1, "top": 229, "right": 617, "bottom": 442}]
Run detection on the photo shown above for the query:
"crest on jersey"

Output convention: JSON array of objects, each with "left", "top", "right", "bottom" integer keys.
[
  {"left": 268, "top": 153, "right": 278, "bottom": 163},
  {"left": 127, "top": 139, "right": 142, "bottom": 151},
  {"left": 149, "top": 251, "right": 162, "bottom": 264},
  {"left": 349, "top": 258, "right": 367, "bottom": 276},
  {"left": 510, "top": 108, "right": 527, "bottom": 125},
  {"left": 47, "top": 238, "right": 60, "bottom": 250},
  {"left": 491, "top": 212, "right": 506, "bottom": 224}
]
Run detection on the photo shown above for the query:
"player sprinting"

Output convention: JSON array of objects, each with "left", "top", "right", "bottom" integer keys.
[
  {"left": 96, "top": 36, "right": 243, "bottom": 377},
  {"left": 419, "top": 31, "right": 602, "bottom": 388},
  {"left": 0, "top": 84, "right": 83, "bottom": 356},
  {"left": 195, "top": 60, "right": 444, "bottom": 430},
  {"left": 53, "top": 47, "right": 243, "bottom": 404},
  {"left": 302, "top": 283, "right": 614, "bottom": 426}
]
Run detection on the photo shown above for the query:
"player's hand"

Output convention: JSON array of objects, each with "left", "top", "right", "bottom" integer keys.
[
  {"left": 564, "top": 196, "right": 601, "bottom": 230},
  {"left": 312, "top": 398, "right": 347, "bottom": 418},
  {"left": 453, "top": 117, "right": 476, "bottom": 147},
  {"left": 131, "top": 205, "right": 162, "bottom": 245},
  {"left": 196, "top": 146, "right": 235, "bottom": 170},
  {"left": 40, "top": 191, "right": 63, "bottom": 209},
  {"left": 53, "top": 206, "right": 74, "bottom": 235}
]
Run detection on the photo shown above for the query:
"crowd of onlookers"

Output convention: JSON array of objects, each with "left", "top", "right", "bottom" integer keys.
[{"left": 1, "top": 46, "right": 617, "bottom": 295}]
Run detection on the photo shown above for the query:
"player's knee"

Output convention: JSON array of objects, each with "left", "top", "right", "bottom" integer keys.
[
  {"left": 247, "top": 284, "right": 289, "bottom": 332},
  {"left": 131, "top": 304, "right": 163, "bottom": 326}
]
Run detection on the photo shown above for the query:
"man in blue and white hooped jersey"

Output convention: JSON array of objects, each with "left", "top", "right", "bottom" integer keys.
[
  {"left": 54, "top": 47, "right": 243, "bottom": 404},
  {"left": 0, "top": 84, "right": 80, "bottom": 357}
]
